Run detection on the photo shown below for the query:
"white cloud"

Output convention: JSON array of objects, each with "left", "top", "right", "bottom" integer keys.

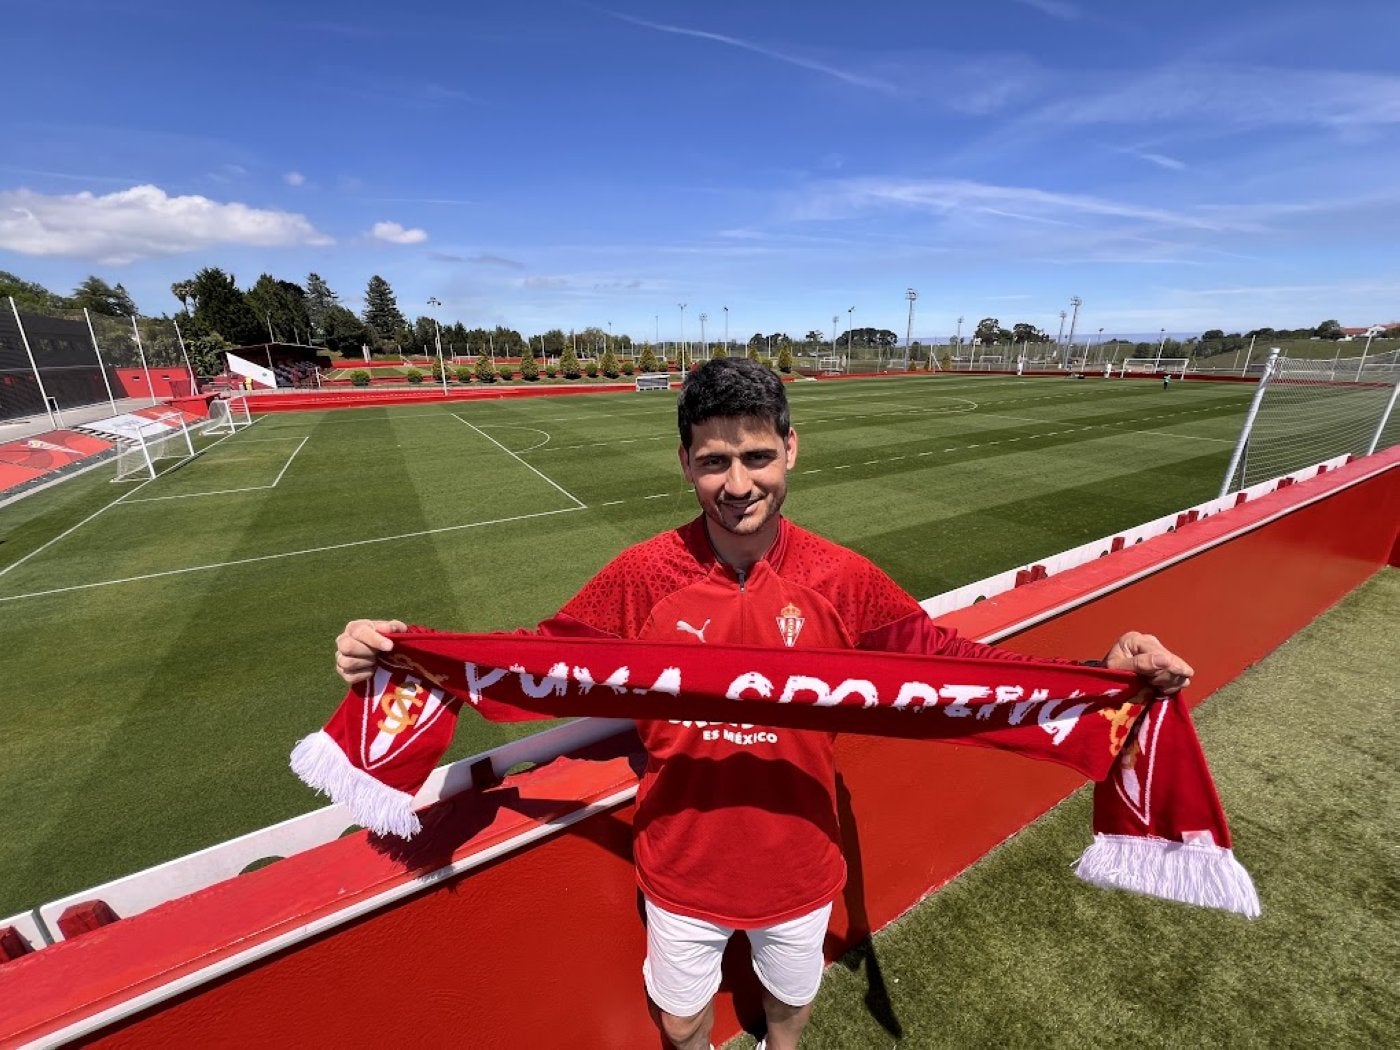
[
  {"left": 523, "top": 275, "right": 569, "bottom": 289},
  {"left": 284, "top": 170, "right": 306, "bottom": 187},
  {"left": 0, "top": 184, "right": 333, "bottom": 265},
  {"left": 370, "top": 220, "right": 428, "bottom": 245}
]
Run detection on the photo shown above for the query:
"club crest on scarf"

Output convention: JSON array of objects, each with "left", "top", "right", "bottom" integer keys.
[
  {"left": 361, "top": 668, "right": 450, "bottom": 767},
  {"left": 776, "top": 602, "right": 806, "bottom": 648},
  {"left": 1111, "top": 698, "right": 1164, "bottom": 827}
]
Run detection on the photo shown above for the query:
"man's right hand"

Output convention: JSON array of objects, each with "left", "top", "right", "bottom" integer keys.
[{"left": 334, "top": 619, "right": 407, "bottom": 684}]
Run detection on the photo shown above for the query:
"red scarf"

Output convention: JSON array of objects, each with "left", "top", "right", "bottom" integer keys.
[{"left": 292, "top": 632, "right": 1259, "bottom": 917}]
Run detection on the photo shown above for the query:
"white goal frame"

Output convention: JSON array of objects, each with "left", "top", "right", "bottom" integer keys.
[
  {"left": 635, "top": 373, "right": 671, "bottom": 392},
  {"left": 817, "top": 355, "right": 844, "bottom": 375},
  {"left": 1123, "top": 358, "right": 1189, "bottom": 378},
  {"left": 204, "top": 396, "right": 253, "bottom": 435},
  {"left": 114, "top": 413, "right": 197, "bottom": 482}
]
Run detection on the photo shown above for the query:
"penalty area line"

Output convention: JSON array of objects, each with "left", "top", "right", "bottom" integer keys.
[{"left": 0, "top": 505, "right": 586, "bottom": 604}]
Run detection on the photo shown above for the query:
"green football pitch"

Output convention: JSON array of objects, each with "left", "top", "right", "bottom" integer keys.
[{"left": 0, "top": 374, "right": 1257, "bottom": 916}]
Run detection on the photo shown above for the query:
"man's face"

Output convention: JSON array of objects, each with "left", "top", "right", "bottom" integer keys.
[{"left": 679, "top": 415, "right": 798, "bottom": 542}]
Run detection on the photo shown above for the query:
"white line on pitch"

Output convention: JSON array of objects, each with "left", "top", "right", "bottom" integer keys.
[
  {"left": 0, "top": 506, "right": 586, "bottom": 604},
  {"left": 0, "top": 426, "right": 247, "bottom": 582},
  {"left": 124, "top": 436, "right": 312, "bottom": 503},
  {"left": 452, "top": 413, "right": 586, "bottom": 508}
]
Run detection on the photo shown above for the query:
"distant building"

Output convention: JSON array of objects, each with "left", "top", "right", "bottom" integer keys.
[{"left": 1338, "top": 323, "right": 1400, "bottom": 340}]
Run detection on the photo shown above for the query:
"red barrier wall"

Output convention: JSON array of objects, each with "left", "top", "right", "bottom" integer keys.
[
  {"left": 113, "top": 368, "right": 192, "bottom": 399},
  {"left": 2, "top": 451, "right": 1395, "bottom": 1049}
]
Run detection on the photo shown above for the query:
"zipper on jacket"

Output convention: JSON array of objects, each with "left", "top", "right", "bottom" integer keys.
[{"left": 736, "top": 567, "right": 747, "bottom": 592}]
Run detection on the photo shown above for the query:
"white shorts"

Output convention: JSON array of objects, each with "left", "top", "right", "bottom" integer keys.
[{"left": 641, "top": 899, "right": 833, "bottom": 1017}]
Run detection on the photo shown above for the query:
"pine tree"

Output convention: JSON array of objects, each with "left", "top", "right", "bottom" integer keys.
[
  {"left": 777, "top": 344, "right": 794, "bottom": 373},
  {"left": 638, "top": 345, "right": 659, "bottom": 373},
  {"left": 362, "top": 275, "right": 406, "bottom": 344},
  {"left": 515, "top": 341, "right": 534, "bottom": 383},
  {"left": 474, "top": 352, "right": 497, "bottom": 383},
  {"left": 559, "top": 345, "right": 582, "bottom": 379},
  {"left": 190, "top": 267, "right": 263, "bottom": 345},
  {"left": 710, "top": 341, "right": 727, "bottom": 361},
  {"left": 600, "top": 346, "right": 621, "bottom": 378},
  {"left": 304, "top": 273, "right": 339, "bottom": 336}
]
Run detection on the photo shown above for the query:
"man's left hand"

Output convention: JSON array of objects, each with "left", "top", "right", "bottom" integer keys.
[{"left": 1104, "top": 631, "right": 1194, "bottom": 695}]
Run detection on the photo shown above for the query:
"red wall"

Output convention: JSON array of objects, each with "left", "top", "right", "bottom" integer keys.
[
  {"left": 2, "top": 451, "right": 1396, "bottom": 1049},
  {"left": 113, "top": 368, "right": 193, "bottom": 399}
]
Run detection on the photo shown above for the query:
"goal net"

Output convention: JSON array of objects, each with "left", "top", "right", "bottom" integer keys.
[
  {"left": 1122, "top": 358, "right": 1189, "bottom": 377},
  {"left": 1220, "top": 351, "right": 1400, "bottom": 493},
  {"left": 204, "top": 396, "right": 253, "bottom": 435},
  {"left": 635, "top": 373, "right": 671, "bottom": 392},
  {"left": 114, "top": 412, "right": 196, "bottom": 482},
  {"left": 817, "top": 355, "right": 844, "bottom": 375}
]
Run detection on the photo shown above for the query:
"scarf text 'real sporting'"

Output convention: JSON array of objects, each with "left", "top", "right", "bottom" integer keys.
[{"left": 292, "top": 631, "right": 1259, "bottom": 917}]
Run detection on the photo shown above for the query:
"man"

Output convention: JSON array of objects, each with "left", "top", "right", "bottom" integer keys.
[{"left": 335, "top": 358, "right": 1192, "bottom": 1050}]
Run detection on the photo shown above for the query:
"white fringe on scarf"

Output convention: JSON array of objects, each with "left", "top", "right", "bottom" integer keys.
[
  {"left": 290, "top": 730, "right": 423, "bottom": 839},
  {"left": 1074, "top": 833, "right": 1260, "bottom": 918}
]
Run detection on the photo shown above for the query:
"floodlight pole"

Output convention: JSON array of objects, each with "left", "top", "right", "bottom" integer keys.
[
  {"left": 1155, "top": 328, "right": 1167, "bottom": 366},
  {"left": 678, "top": 303, "right": 687, "bottom": 370},
  {"left": 1218, "top": 348, "right": 1280, "bottom": 498},
  {"left": 427, "top": 298, "right": 448, "bottom": 396},
  {"left": 1065, "top": 296, "right": 1082, "bottom": 362},
  {"left": 699, "top": 313, "right": 708, "bottom": 356},
  {"left": 905, "top": 288, "right": 917, "bottom": 368},
  {"left": 129, "top": 313, "right": 157, "bottom": 405},
  {"left": 723, "top": 306, "right": 729, "bottom": 357},
  {"left": 847, "top": 306, "right": 854, "bottom": 363},
  {"left": 83, "top": 307, "right": 120, "bottom": 414}
]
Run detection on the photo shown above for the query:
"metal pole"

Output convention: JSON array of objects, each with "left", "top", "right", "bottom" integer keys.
[
  {"left": 1218, "top": 348, "right": 1280, "bottom": 498},
  {"left": 905, "top": 288, "right": 917, "bottom": 369},
  {"left": 130, "top": 313, "right": 157, "bottom": 405},
  {"left": 265, "top": 311, "right": 276, "bottom": 343},
  {"left": 10, "top": 297, "right": 56, "bottom": 426},
  {"left": 1065, "top": 296, "right": 1082, "bottom": 362},
  {"left": 83, "top": 307, "right": 120, "bottom": 415},
  {"left": 1154, "top": 328, "right": 1167, "bottom": 366},
  {"left": 1365, "top": 376, "right": 1399, "bottom": 455},
  {"left": 1356, "top": 330, "right": 1375, "bottom": 381},
  {"left": 678, "top": 304, "right": 686, "bottom": 370},
  {"left": 723, "top": 306, "right": 728, "bottom": 357},
  {"left": 172, "top": 315, "right": 198, "bottom": 395},
  {"left": 847, "top": 306, "right": 854, "bottom": 363},
  {"left": 1240, "top": 335, "right": 1256, "bottom": 377}
]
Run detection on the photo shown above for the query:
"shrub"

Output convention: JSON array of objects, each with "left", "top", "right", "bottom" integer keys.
[
  {"left": 497, "top": 365, "right": 513, "bottom": 381},
  {"left": 474, "top": 353, "right": 497, "bottom": 383},
  {"left": 600, "top": 347, "right": 621, "bottom": 378},
  {"left": 585, "top": 361, "right": 600, "bottom": 378},
  {"left": 622, "top": 361, "right": 635, "bottom": 376},
  {"left": 520, "top": 354, "right": 540, "bottom": 381},
  {"left": 405, "top": 368, "right": 424, "bottom": 385},
  {"left": 455, "top": 366, "right": 473, "bottom": 383},
  {"left": 638, "top": 346, "right": 660, "bottom": 373},
  {"left": 559, "top": 346, "right": 582, "bottom": 379},
  {"left": 546, "top": 366, "right": 558, "bottom": 379},
  {"left": 776, "top": 346, "right": 793, "bottom": 374},
  {"left": 350, "top": 369, "right": 371, "bottom": 387}
]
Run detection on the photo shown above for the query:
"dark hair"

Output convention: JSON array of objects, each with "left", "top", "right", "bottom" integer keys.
[{"left": 677, "top": 358, "right": 790, "bottom": 449}]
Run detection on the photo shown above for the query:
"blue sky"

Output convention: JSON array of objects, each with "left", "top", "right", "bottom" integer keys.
[{"left": 3, "top": 0, "right": 1398, "bottom": 342}]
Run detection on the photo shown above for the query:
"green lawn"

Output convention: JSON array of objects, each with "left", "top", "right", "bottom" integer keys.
[
  {"left": 754, "top": 568, "right": 1399, "bottom": 1049},
  {"left": 0, "top": 373, "right": 1319, "bottom": 916}
]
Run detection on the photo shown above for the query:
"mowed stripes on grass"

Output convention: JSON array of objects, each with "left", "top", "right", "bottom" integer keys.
[{"left": 0, "top": 375, "right": 1254, "bottom": 915}]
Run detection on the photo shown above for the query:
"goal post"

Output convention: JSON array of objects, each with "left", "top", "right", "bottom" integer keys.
[
  {"left": 817, "top": 355, "right": 844, "bottom": 375},
  {"left": 114, "top": 412, "right": 197, "bottom": 482},
  {"left": 635, "top": 373, "right": 671, "bottom": 392},
  {"left": 1123, "top": 358, "right": 1189, "bottom": 378},
  {"left": 204, "top": 395, "right": 253, "bottom": 434}
]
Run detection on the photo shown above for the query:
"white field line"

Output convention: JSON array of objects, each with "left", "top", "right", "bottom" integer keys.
[
  {"left": 123, "top": 436, "right": 311, "bottom": 503},
  {"left": 973, "top": 409, "right": 1235, "bottom": 443},
  {"left": 452, "top": 413, "right": 585, "bottom": 508},
  {"left": 475, "top": 424, "right": 553, "bottom": 452},
  {"left": 0, "top": 426, "right": 249, "bottom": 583},
  {"left": 0, "top": 505, "right": 586, "bottom": 604}
]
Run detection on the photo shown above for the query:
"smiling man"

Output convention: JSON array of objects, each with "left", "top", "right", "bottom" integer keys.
[{"left": 334, "top": 357, "right": 1192, "bottom": 1050}]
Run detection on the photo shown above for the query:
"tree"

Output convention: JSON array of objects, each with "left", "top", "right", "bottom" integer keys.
[
  {"left": 304, "top": 273, "right": 339, "bottom": 337},
  {"left": 321, "top": 304, "right": 370, "bottom": 355},
  {"left": 0, "top": 271, "right": 69, "bottom": 312},
  {"left": 72, "top": 276, "right": 136, "bottom": 317},
  {"left": 803, "top": 330, "right": 824, "bottom": 346},
  {"left": 474, "top": 352, "right": 498, "bottom": 383},
  {"left": 975, "top": 317, "right": 1009, "bottom": 345},
  {"left": 638, "top": 345, "right": 660, "bottom": 372},
  {"left": 362, "top": 275, "right": 406, "bottom": 344},
  {"left": 1011, "top": 323, "right": 1050, "bottom": 345},
  {"left": 747, "top": 344, "right": 761, "bottom": 362},
  {"left": 600, "top": 346, "right": 621, "bottom": 378},
  {"left": 246, "top": 274, "right": 311, "bottom": 343},
  {"left": 519, "top": 349, "right": 540, "bottom": 381},
  {"left": 559, "top": 344, "right": 582, "bottom": 379},
  {"left": 1314, "top": 319, "right": 1343, "bottom": 340},
  {"left": 171, "top": 280, "right": 196, "bottom": 313},
  {"left": 190, "top": 267, "right": 263, "bottom": 345},
  {"left": 710, "top": 340, "right": 727, "bottom": 360},
  {"left": 777, "top": 344, "right": 794, "bottom": 373}
]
